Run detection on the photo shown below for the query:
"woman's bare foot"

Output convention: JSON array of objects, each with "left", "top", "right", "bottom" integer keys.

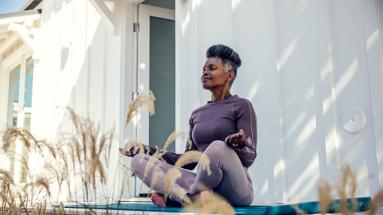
[{"left": 151, "top": 192, "right": 166, "bottom": 208}]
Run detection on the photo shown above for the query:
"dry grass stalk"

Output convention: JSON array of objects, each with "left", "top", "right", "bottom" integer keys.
[
  {"left": 148, "top": 166, "right": 162, "bottom": 192},
  {"left": 102, "top": 129, "right": 114, "bottom": 166},
  {"left": 161, "top": 167, "right": 193, "bottom": 206},
  {"left": 38, "top": 140, "right": 57, "bottom": 159},
  {"left": 316, "top": 164, "right": 362, "bottom": 215},
  {"left": 125, "top": 91, "right": 156, "bottom": 125},
  {"left": 159, "top": 151, "right": 212, "bottom": 206},
  {"left": 162, "top": 131, "right": 187, "bottom": 151},
  {"left": 119, "top": 164, "right": 132, "bottom": 200},
  {"left": 143, "top": 152, "right": 164, "bottom": 182},
  {"left": 0, "top": 175, "right": 23, "bottom": 215},
  {"left": 34, "top": 201, "right": 46, "bottom": 215},
  {"left": 52, "top": 202, "right": 65, "bottom": 215},
  {"left": 0, "top": 107, "right": 119, "bottom": 213},
  {"left": 186, "top": 192, "right": 234, "bottom": 215},
  {"left": 0, "top": 169, "right": 14, "bottom": 185},
  {"left": 291, "top": 204, "right": 306, "bottom": 214},
  {"left": 34, "top": 177, "right": 51, "bottom": 197},
  {"left": 336, "top": 164, "right": 357, "bottom": 215},
  {"left": 61, "top": 108, "right": 116, "bottom": 202},
  {"left": 2, "top": 127, "right": 35, "bottom": 152},
  {"left": 318, "top": 180, "right": 332, "bottom": 214},
  {"left": 163, "top": 168, "right": 182, "bottom": 200},
  {"left": 366, "top": 189, "right": 383, "bottom": 215},
  {"left": 175, "top": 151, "right": 211, "bottom": 175}
]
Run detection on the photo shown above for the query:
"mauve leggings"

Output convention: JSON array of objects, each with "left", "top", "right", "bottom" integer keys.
[{"left": 130, "top": 140, "right": 254, "bottom": 206}]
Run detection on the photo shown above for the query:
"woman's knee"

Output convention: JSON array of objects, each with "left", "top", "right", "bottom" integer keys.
[{"left": 204, "top": 140, "right": 232, "bottom": 159}]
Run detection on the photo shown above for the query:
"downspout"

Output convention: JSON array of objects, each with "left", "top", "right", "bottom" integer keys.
[{"left": 132, "top": 1, "right": 141, "bottom": 197}]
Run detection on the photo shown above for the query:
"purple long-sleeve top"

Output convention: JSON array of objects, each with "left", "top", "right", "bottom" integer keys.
[{"left": 161, "top": 95, "right": 257, "bottom": 169}]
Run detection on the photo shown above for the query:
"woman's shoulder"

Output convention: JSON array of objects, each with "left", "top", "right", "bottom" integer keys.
[
  {"left": 190, "top": 95, "right": 254, "bottom": 116},
  {"left": 232, "top": 95, "right": 254, "bottom": 108},
  {"left": 190, "top": 104, "right": 209, "bottom": 116}
]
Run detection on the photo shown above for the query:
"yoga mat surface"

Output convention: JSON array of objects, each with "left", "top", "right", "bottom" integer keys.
[{"left": 65, "top": 197, "right": 371, "bottom": 214}]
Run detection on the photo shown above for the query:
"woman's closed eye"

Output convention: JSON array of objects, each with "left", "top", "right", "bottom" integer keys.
[{"left": 203, "top": 65, "right": 217, "bottom": 73}]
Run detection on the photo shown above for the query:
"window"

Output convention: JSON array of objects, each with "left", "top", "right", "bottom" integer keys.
[
  {"left": 6, "top": 57, "right": 34, "bottom": 183},
  {"left": 7, "top": 65, "right": 20, "bottom": 127}
]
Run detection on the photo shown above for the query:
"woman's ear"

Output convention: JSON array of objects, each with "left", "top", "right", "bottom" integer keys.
[{"left": 228, "top": 71, "right": 235, "bottom": 81}]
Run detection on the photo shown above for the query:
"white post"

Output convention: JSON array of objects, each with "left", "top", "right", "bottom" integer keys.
[{"left": 13, "top": 55, "right": 26, "bottom": 184}]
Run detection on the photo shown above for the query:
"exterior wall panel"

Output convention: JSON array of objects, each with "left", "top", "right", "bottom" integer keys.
[
  {"left": 176, "top": 0, "right": 383, "bottom": 203},
  {"left": 31, "top": 0, "right": 135, "bottom": 200}
]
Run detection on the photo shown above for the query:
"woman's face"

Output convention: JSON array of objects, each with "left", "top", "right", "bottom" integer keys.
[{"left": 201, "top": 57, "right": 232, "bottom": 90}]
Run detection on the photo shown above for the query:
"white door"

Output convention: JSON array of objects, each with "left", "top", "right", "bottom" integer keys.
[{"left": 134, "top": 4, "right": 175, "bottom": 197}]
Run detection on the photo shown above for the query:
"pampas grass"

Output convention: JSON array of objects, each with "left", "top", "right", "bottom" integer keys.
[
  {"left": 186, "top": 191, "right": 234, "bottom": 215},
  {"left": 367, "top": 189, "right": 383, "bottom": 215},
  {"left": 125, "top": 91, "right": 156, "bottom": 125},
  {"left": 318, "top": 180, "right": 332, "bottom": 214},
  {"left": 142, "top": 152, "right": 163, "bottom": 182},
  {"left": 33, "top": 177, "right": 51, "bottom": 197},
  {"left": 162, "top": 131, "right": 187, "bottom": 151},
  {"left": 0, "top": 169, "right": 14, "bottom": 185},
  {"left": 336, "top": 164, "right": 358, "bottom": 214},
  {"left": 175, "top": 151, "right": 211, "bottom": 175},
  {"left": 160, "top": 151, "right": 212, "bottom": 206},
  {"left": 317, "top": 164, "right": 383, "bottom": 215},
  {"left": 2, "top": 127, "right": 34, "bottom": 151},
  {"left": 163, "top": 167, "right": 182, "bottom": 200},
  {"left": 291, "top": 204, "right": 306, "bottom": 214},
  {"left": 0, "top": 107, "right": 117, "bottom": 214}
]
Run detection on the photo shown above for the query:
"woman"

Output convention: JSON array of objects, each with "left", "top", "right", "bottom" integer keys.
[{"left": 120, "top": 44, "right": 257, "bottom": 207}]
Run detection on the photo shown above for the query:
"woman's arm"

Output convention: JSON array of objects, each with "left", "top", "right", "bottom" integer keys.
[{"left": 225, "top": 100, "right": 257, "bottom": 168}]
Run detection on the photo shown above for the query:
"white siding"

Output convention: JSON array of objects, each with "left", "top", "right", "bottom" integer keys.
[
  {"left": 176, "top": 0, "right": 383, "bottom": 203},
  {"left": 31, "top": 0, "right": 137, "bottom": 200}
]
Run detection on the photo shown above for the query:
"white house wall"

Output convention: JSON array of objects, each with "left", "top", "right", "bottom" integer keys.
[
  {"left": 176, "top": 0, "right": 383, "bottom": 204},
  {"left": 32, "top": 0, "right": 136, "bottom": 200}
]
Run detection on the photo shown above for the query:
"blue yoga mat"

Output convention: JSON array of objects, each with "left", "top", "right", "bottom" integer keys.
[{"left": 65, "top": 197, "right": 371, "bottom": 214}]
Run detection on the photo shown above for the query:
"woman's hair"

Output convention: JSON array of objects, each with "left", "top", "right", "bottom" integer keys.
[{"left": 206, "top": 44, "right": 242, "bottom": 84}]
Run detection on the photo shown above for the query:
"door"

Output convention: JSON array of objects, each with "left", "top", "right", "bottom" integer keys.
[{"left": 135, "top": 4, "right": 175, "bottom": 197}]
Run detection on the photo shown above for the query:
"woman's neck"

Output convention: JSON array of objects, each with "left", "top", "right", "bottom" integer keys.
[{"left": 211, "top": 90, "right": 232, "bottom": 102}]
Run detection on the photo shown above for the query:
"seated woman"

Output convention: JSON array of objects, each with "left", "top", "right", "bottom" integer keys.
[{"left": 120, "top": 44, "right": 257, "bottom": 207}]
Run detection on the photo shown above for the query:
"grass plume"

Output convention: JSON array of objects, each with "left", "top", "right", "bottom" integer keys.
[
  {"left": 175, "top": 151, "right": 211, "bottom": 175},
  {"left": 186, "top": 191, "right": 234, "bottom": 215},
  {"left": 317, "top": 180, "right": 332, "bottom": 214},
  {"left": 162, "top": 131, "right": 187, "bottom": 151},
  {"left": 125, "top": 91, "right": 156, "bottom": 125},
  {"left": 367, "top": 189, "right": 383, "bottom": 215}
]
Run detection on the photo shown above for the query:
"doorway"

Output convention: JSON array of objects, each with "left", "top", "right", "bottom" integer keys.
[
  {"left": 136, "top": 3, "right": 175, "bottom": 152},
  {"left": 134, "top": 2, "right": 175, "bottom": 197}
]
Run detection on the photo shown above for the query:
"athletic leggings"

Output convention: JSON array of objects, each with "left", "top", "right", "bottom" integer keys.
[{"left": 130, "top": 140, "right": 254, "bottom": 206}]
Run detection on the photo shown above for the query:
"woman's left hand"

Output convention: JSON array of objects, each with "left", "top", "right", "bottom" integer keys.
[{"left": 226, "top": 129, "right": 246, "bottom": 148}]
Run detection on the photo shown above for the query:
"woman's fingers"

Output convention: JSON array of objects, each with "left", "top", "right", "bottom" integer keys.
[
  {"left": 227, "top": 135, "right": 234, "bottom": 145},
  {"left": 227, "top": 130, "right": 247, "bottom": 147},
  {"left": 119, "top": 148, "right": 129, "bottom": 155}
]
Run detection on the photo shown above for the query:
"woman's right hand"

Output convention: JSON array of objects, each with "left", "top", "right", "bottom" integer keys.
[
  {"left": 119, "top": 145, "right": 145, "bottom": 157},
  {"left": 119, "top": 144, "right": 157, "bottom": 157}
]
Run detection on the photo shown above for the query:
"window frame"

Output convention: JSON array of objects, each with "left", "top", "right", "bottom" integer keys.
[{"left": 1, "top": 50, "right": 34, "bottom": 184}]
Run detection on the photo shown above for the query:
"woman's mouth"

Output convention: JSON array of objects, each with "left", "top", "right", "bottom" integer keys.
[{"left": 201, "top": 77, "right": 211, "bottom": 82}]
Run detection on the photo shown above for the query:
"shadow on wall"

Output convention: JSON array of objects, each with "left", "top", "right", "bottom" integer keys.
[{"left": 203, "top": 0, "right": 382, "bottom": 204}]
